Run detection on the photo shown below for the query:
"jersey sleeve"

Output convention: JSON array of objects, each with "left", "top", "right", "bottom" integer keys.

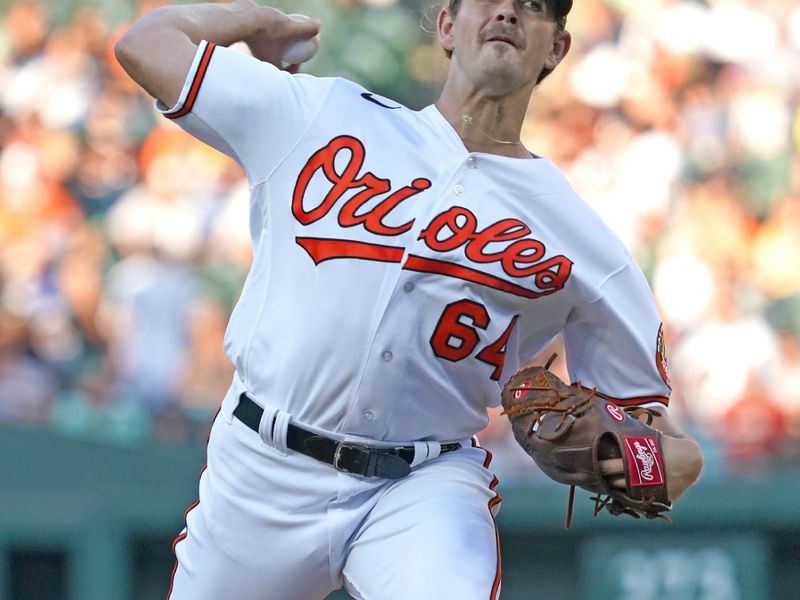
[
  {"left": 156, "top": 40, "right": 335, "bottom": 185},
  {"left": 562, "top": 257, "right": 671, "bottom": 408}
]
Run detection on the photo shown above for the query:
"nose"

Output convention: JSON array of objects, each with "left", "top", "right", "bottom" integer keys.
[{"left": 494, "top": 0, "right": 518, "bottom": 25}]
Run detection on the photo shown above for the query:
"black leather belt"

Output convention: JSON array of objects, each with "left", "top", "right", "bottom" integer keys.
[{"left": 233, "top": 393, "right": 460, "bottom": 479}]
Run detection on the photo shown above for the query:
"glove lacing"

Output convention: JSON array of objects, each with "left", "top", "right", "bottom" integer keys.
[{"left": 501, "top": 355, "right": 597, "bottom": 435}]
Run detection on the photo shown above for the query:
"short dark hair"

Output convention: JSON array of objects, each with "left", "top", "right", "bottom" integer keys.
[{"left": 443, "top": 0, "right": 568, "bottom": 84}]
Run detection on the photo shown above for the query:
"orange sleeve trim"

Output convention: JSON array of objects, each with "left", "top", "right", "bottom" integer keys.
[
  {"left": 164, "top": 42, "right": 217, "bottom": 120},
  {"left": 591, "top": 390, "right": 670, "bottom": 407}
]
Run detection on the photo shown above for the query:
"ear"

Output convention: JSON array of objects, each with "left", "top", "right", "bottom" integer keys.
[
  {"left": 437, "top": 7, "right": 456, "bottom": 54},
  {"left": 543, "top": 30, "right": 571, "bottom": 72}
]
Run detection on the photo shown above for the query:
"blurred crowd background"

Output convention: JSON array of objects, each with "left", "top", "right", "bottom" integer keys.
[{"left": 1, "top": 0, "right": 798, "bottom": 482}]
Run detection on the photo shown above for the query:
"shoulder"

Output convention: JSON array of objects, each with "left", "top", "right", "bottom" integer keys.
[{"left": 525, "top": 159, "right": 632, "bottom": 268}]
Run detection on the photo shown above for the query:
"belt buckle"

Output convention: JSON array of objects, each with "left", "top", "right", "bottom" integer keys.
[{"left": 333, "top": 441, "right": 371, "bottom": 474}]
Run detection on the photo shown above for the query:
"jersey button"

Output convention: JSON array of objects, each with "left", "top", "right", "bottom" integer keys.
[
  {"left": 382, "top": 351, "right": 393, "bottom": 362},
  {"left": 362, "top": 411, "right": 375, "bottom": 422},
  {"left": 467, "top": 157, "right": 477, "bottom": 169},
  {"left": 403, "top": 282, "right": 415, "bottom": 293},
  {"left": 454, "top": 184, "right": 464, "bottom": 196}
]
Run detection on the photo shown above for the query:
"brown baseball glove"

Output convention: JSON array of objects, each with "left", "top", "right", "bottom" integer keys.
[{"left": 501, "top": 355, "right": 692, "bottom": 528}]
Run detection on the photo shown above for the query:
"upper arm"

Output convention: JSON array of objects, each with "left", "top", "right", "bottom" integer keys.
[
  {"left": 562, "top": 258, "right": 672, "bottom": 407},
  {"left": 115, "top": 9, "right": 199, "bottom": 108},
  {"left": 153, "top": 42, "right": 334, "bottom": 185}
]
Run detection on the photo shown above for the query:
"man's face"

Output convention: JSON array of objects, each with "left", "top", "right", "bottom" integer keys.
[{"left": 438, "top": 0, "right": 570, "bottom": 95}]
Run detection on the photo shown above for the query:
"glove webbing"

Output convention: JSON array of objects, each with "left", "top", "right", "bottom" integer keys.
[
  {"left": 503, "top": 384, "right": 597, "bottom": 438},
  {"left": 502, "top": 357, "right": 597, "bottom": 429}
]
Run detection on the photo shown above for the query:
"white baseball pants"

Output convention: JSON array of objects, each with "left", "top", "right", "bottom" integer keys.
[{"left": 167, "top": 398, "right": 502, "bottom": 600}]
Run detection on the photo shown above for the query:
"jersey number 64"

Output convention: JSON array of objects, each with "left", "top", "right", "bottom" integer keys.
[{"left": 430, "top": 299, "right": 519, "bottom": 381}]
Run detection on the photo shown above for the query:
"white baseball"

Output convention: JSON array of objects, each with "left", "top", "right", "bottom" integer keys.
[{"left": 282, "top": 14, "right": 320, "bottom": 66}]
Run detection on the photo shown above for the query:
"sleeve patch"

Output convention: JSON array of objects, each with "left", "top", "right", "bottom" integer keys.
[{"left": 656, "top": 323, "right": 672, "bottom": 390}]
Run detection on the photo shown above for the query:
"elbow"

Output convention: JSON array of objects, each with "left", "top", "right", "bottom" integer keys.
[
  {"left": 112, "top": 10, "right": 197, "bottom": 107},
  {"left": 114, "top": 35, "right": 132, "bottom": 72},
  {"left": 114, "top": 7, "right": 173, "bottom": 75},
  {"left": 114, "top": 29, "right": 141, "bottom": 75}
]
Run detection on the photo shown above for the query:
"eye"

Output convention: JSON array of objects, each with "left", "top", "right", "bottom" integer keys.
[{"left": 520, "top": 0, "right": 544, "bottom": 11}]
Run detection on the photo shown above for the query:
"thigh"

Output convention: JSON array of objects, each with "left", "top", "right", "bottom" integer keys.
[
  {"left": 342, "top": 446, "right": 502, "bottom": 600},
  {"left": 168, "top": 414, "right": 341, "bottom": 600}
]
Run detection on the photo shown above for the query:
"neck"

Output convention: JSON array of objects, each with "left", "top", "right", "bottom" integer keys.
[{"left": 436, "top": 76, "right": 534, "bottom": 159}]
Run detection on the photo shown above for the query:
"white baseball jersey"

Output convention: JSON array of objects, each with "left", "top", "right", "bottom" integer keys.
[{"left": 160, "top": 41, "right": 671, "bottom": 444}]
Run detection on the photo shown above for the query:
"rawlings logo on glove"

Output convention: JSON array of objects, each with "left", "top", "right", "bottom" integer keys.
[{"left": 625, "top": 437, "right": 663, "bottom": 486}]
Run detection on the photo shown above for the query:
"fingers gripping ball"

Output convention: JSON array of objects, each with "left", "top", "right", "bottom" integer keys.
[
  {"left": 500, "top": 356, "right": 672, "bottom": 527},
  {"left": 282, "top": 14, "right": 320, "bottom": 67}
]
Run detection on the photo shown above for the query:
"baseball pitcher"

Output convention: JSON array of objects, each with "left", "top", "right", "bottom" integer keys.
[{"left": 115, "top": 1, "right": 703, "bottom": 598}]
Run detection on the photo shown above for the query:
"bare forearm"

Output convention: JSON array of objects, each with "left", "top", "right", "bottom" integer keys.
[
  {"left": 123, "top": 1, "right": 263, "bottom": 50},
  {"left": 115, "top": 1, "right": 319, "bottom": 108}
]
